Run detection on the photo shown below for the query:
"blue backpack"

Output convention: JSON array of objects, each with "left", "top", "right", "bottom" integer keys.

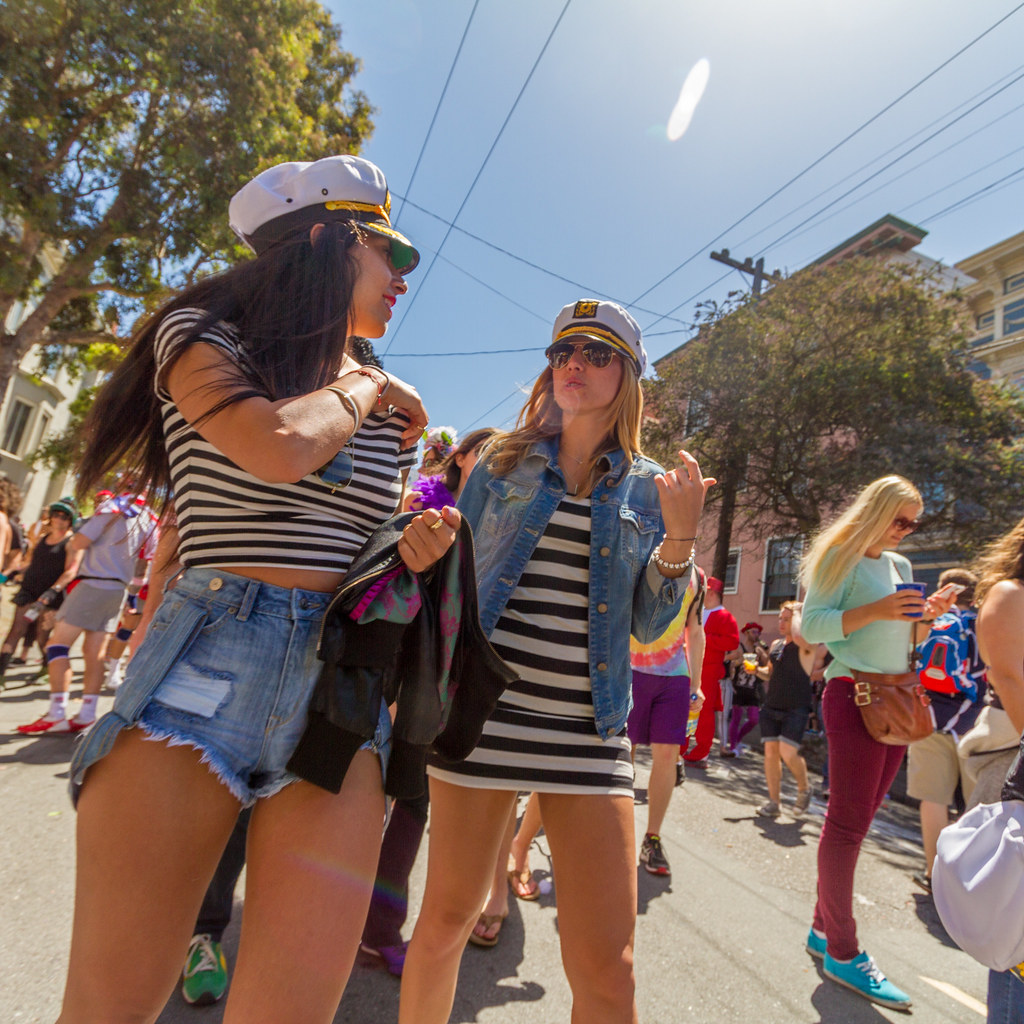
[{"left": 917, "top": 608, "right": 985, "bottom": 701}]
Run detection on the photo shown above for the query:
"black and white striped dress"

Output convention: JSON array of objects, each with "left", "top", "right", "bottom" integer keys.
[{"left": 430, "top": 496, "right": 634, "bottom": 796}]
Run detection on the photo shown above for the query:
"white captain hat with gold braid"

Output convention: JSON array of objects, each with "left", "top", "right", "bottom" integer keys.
[
  {"left": 551, "top": 299, "right": 647, "bottom": 377},
  {"left": 229, "top": 155, "right": 419, "bottom": 273}
]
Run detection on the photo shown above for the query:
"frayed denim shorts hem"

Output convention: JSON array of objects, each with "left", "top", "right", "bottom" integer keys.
[{"left": 69, "top": 567, "right": 391, "bottom": 807}]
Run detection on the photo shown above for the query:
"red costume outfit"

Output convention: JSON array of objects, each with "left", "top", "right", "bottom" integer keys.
[{"left": 683, "top": 600, "right": 739, "bottom": 763}]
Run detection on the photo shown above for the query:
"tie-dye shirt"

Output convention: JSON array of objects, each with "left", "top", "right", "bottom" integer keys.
[{"left": 630, "top": 564, "right": 704, "bottom": 677}]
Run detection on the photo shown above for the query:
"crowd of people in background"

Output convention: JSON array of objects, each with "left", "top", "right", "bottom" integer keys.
[{"left": 1, "top": 151, "right": 1021, "bottom": 1024}]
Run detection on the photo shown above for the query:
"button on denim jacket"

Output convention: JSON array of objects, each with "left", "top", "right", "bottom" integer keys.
[{"left": 457, "top": 436, "right": 685, "bottom": 739}]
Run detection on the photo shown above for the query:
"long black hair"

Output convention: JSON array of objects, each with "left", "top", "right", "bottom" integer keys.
[{"left": 77, "top": 220, "right": 365, "bottom": 506}]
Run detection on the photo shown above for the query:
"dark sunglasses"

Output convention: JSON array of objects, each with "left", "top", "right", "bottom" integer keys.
[
  {"left": 544, "top": 340, "right": 618, "bottom": 370},
  {"left": 315, "top": 445, "right": 355, "bottom": 493},
  {"left": 893, "top": 516, "right": 921, "bottom": 533}
]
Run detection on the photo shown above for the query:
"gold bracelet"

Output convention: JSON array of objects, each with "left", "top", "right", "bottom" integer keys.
[{"left": 663, "top": 536, "right": 697, "bottom": 544}]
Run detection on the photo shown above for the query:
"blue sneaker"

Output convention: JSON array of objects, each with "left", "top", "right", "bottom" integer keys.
[
  {"left": 805, "top": 928, "right": 826, "bottom": 960},
  {"left": 823, "top": 951, "right": 912, "bottom": 1009}
]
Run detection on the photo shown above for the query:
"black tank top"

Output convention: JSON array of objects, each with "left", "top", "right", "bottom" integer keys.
[
  {"left": 766, "top": 640, "right": 813, "bottom": 710},
  {"left": 20, "top": 535, "right": 70, "bottom": 599}
]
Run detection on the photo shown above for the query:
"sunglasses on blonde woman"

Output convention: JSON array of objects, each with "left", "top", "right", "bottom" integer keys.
[
  {"left": 893, "top": 516, "right": 921, "bottom": 533},
  {"left": 544, "top": 340, "right": 617, "bottom": 370}
]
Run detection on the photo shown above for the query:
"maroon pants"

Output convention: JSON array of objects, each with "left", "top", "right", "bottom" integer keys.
[{"left": 812, "top": 677, "right": 906, "bottom": 960}]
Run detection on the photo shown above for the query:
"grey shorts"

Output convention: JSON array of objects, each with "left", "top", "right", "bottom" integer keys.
[{"left": 56, "top": 581, "right": 126, "bottom": 633}]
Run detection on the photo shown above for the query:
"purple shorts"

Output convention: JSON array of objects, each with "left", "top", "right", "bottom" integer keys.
[{"left": 627, "top": 670, "right": 692, "bottom": 746}]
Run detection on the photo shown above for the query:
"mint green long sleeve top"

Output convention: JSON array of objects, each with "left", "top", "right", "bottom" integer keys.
[{"left": 801, "top": 549, "right": 915, "bottom": 680}]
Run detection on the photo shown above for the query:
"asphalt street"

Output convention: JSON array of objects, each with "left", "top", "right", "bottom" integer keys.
[{"left": 0, "top": 648, "right": 989, "bottom": 1024}]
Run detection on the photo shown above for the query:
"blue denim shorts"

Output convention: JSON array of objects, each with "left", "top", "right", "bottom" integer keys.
[{"left": 70, "top": 567, "right": 391, "bottom": 806}]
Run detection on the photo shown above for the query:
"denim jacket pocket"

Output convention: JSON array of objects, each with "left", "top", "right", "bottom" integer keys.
[
  {"left": 618, "top": 505, "right": 660, "bottom": 572},
  {"left": 479, "top": 476, "right": 538, "bottom": 542}
]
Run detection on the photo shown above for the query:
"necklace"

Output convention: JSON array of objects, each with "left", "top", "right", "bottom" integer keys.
[{"left": 559, "top": 449, "right": 591, "bottom": 496}]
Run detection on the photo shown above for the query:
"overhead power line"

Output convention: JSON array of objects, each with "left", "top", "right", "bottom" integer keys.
[
  {"left": 383, "top": 0, "right": 574, "bottom": 356},
  {"left": 395, "top": 194, "right": 692, "bottom": 327},
  {"left": 393, "top": 0, "right": 481, "bottom": 225},
  {"left": 920, "top": 165, "right": 1024, "bottom": 224},
  {"left": 385, "top": 346, "right": 544, "bottom": 358},
  {"left": 730, "top": 68, "right": 1024, "bottom": 255},
  {"left": 751, "top": 67, "right": 1024, "bottom": 259},
  {"left": 629, "top": 0, "right": 1024, "bottom": 308}
]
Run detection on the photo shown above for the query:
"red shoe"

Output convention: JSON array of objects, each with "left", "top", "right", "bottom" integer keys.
[
  {"left": 16, "top": 715, "right": 92, "bottom": 735},
  {"left": 17, "top": 715, "right": 66, "bottom": 734},
  {"left": 57, "top": 716, "right": 94, "bottom": 734}
]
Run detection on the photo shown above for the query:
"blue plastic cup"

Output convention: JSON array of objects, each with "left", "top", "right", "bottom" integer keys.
[{"left": 895, "top": 581, "right": 927, "bottom": 617}]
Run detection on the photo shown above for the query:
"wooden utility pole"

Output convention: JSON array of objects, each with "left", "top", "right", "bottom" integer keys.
[
  {"left": 705, "top": 250, "right": 780, "bottom": 581},
  {"left": 709, "top": 249, "right": 781, "bottom": 298}
]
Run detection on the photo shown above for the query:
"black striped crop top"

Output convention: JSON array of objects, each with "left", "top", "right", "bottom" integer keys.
[{"left": 153, "top": 307, "right": 416, "bottom": 575}]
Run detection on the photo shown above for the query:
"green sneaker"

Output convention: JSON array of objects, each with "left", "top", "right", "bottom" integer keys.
[{"left": 181, "top": 933, "right": 228, "bottom": 1006}]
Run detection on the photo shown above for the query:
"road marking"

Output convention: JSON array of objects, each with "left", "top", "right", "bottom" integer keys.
[{"left": 919, "top": 976, "right": 986, "bottom": 1016}]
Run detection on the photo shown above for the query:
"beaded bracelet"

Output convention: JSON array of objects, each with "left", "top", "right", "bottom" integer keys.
[
  {"left": 652, "top": 543, "right": 696, "bottom": 573},
  {"left": 325, "top": 386, "right": 362, "bottom": 433},
  {"left": 352, "top": 367, "right": 391, "bottom": 405}
]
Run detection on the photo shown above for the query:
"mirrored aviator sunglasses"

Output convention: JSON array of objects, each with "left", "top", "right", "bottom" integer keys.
[
  {"left": 315, "top": 445, "right": 355, "bottom": 493},
  {"left": 545, "top": 339, "right": 617, "bottom": 370}
]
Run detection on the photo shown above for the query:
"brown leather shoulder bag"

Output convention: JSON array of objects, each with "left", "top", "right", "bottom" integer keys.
[{"left": 852, "top": 668, "right": 933, "bottom": 745}]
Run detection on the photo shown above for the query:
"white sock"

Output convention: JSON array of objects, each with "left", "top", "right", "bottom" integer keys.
[
  {"left": 47, "top": 692, "right": 69, "bottom": 720},
  {"left": 76, "top": 694, "right": 99, "bottom": 723}
]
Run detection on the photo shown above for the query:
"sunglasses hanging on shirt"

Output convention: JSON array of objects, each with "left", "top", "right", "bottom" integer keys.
[{"left": 315, "top": 444, "right": 355, "bottom": 493}]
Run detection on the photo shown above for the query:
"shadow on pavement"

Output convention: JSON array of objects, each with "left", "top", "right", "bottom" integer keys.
[
  {"left": 912, "top": 891, "right": 961, "bottom": 951},
  {"left": 0, "top": 732, "right": 78, "bottom": 765},
  {"left": 810, "top": 970, "right": 912, "bottom": 1021}
]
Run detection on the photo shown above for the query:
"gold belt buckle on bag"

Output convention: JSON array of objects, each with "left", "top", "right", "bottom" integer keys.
[{"left": 854, "top": 680, "right": 873, "bottom": 707}]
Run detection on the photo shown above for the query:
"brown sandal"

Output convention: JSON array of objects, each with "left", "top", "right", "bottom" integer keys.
[
  {"left": 467, "top": 912, "right": 507, "bottom": 948},
  {"left": 507, "top": 867, "right": 540, "bottom": 901}
]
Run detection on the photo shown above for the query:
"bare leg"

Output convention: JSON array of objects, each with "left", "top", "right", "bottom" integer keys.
[
  {"left": 919, "top": 799, "right": 949, "bottom": 878},
  {"left": 764, "top": 740, "right": 783, "bottom": 803},
  {"left": 46, "top": 620, "right": 82, "bottom": 696},
  {"left": 645, "top": 743, "right": 677, "bottom": 836},
  {"left": 477, "top": 804, "right": 515, "bottom": 933},
  {"left": 79, "top": 630, "right": 108, "bottom": 696},
  {"left": 399, "top": 779, "right": 517, "bottom": 1024},
  {"left": 57, "top": 730, "right": 241, "bottom": 1023},
  {"left": 223, "top": 750, "right": 385, "bottom": 1023},
  {"left": 510, "top": 791, "right": 542, "bottom": 874},
  {"left": 780, "top": 742, "right": 809, "bottom": 794},
  {"left": 539, "top": 792, "right": 638, "bottom": 1024},
  {"left": 1, "top": 606, "right": 30, "bottom": 654}
]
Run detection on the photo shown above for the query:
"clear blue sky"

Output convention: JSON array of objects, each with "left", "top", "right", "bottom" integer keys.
[{"left": 331, "top": 0, "right": 1024, "bottom": 437}]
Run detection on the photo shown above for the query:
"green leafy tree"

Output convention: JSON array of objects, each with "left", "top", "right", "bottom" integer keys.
[
  {"left": 644, "top": 258, "right": 1024, "bottom": 575},
  {"left": 0, "top": 0, "right": 373, "bottom": 401}
]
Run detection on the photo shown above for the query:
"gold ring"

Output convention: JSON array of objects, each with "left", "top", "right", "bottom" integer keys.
[{"left": 428, "top": 518, "right": 444, "bottom": 532}]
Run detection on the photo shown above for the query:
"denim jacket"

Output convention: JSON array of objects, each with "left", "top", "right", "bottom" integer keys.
[{"left": 457, "top": 436, "right": 685, "bottom": 739}]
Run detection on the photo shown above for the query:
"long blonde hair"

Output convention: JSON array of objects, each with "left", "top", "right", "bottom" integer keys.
[
  {"left": 973, "top": 515, "right": 1024, "bottom": 606},
  {"left": 484, "top": 363, "right": 643, "bottom": 488},
  {"left": 800, "top": 475, "right": 922, "bottom": 595}
]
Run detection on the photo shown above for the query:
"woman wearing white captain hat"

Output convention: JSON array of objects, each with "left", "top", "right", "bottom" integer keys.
[
  {"left": 58, "top": 155, "right": 460, "bottom": 1022},
  {"left": 401, "top": 299, "right": 712, "bottom": 1023}
]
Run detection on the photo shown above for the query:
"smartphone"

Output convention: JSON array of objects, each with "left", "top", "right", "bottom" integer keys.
[{"left": 941, "top": 583, "right": 967, "bottom": 596}]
